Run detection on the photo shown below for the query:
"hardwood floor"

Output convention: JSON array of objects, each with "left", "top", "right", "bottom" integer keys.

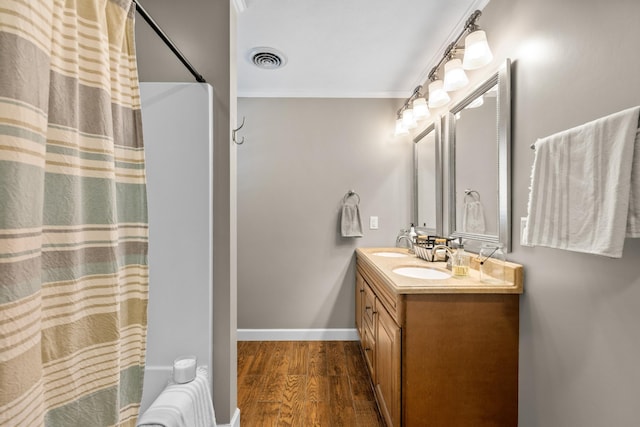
[{"left": 238, "top": 341, "right": 385, "bottom": 426}]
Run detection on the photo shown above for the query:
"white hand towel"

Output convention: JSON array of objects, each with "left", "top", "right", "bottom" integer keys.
[
  {"left": 626, "top": 128, "right": 640, "bottom": 237},
  {"left": 137, "top": 366, "right": 216, "bottom": 427},
  {"left": 462, "top": 196, "right": 486, "bottom": 234},
  {"left": 524, "top": 106, "right": 640, "bottom": 257},
  {"left": 341, "top": 202, "right": 363, "bottom": 237}
]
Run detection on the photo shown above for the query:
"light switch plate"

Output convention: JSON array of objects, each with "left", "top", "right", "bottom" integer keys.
[{"left": 369, "top": 216, "right": 379, "bottom": 230}]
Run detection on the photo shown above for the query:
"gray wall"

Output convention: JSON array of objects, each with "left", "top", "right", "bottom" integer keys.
[
  {"left": 134, "top": 1, "right": 237, "bottom": 423},
  {"left": 472, "top": 0, "right": 640, "bottom": 425},
  {"left": 237, "top": 98, "right": 412, "bottom": 329}
]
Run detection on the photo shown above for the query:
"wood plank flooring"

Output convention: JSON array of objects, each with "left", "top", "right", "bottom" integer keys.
[{"left": 238, "top": 341, "right": 385, "bottom": 426}]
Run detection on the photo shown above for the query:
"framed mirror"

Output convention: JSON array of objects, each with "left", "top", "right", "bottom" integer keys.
[
  {"left": 413, "top": 121, "right": 443, "bottom": 236},
  {"left": 445, "top": 58, "right": 512, "bottom": 251}
]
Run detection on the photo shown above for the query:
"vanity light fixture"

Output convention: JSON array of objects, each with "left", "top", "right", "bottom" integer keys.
[
  {"left": 395, "top": 111, "right": 409, "bottom": 136},
  {"left": 463, "top": 28, "right": 493, "bottom": 70},
  {"left": 394, "top": 9, "right": 493, "bottom": 136},
  {"left": 402, "top": 108, "right": 418, "bottom": 129},
  {"left": 428, "top": 79, "right": 450, "bottom": 108},
  {"left": 395, "top": 85, "right": 428, "bottom": 135},
  {"left": 443, "top": 57, "right": 469, "bottom": 91},
  {"left": 412, "top": 97, "right": 430, "bottom": 120}
]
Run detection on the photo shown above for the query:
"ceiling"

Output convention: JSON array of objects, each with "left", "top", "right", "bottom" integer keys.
[{"left": 236, "top": 0, "right": 489, "bottom": 98}]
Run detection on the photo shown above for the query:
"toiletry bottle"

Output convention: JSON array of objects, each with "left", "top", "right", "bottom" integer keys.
[
  {"left": 408, "top": 223, "right": 417, "bottom": 244},
  {"left": 452, "top": 239, "right": 469, "bottom": 277}
]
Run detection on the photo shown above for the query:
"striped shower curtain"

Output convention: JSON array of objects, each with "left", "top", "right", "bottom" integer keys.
[{"left": 0, "top": 0, "right": 149, "bottom": 426}]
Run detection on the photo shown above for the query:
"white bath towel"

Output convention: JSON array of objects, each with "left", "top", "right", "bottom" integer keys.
[
  {"left": 462, "top": 194, "right": 486, "bottom": 234},
  {"left": 524, "top": 106, "right": 640, "bottom": 257},
  {"left": 137, "top": 366, "right": 216, "bottom": 427},
  {"left": 341, "top": 202, "right": 363, "bottom": 237}
]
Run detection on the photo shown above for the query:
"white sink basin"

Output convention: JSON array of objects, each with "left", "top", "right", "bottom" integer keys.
[
  {"left": 392, "top": 266, "right": 451, "bottom": 280},
  {"left": 373, "top": 251, "right": 409, "bottom": 258}
]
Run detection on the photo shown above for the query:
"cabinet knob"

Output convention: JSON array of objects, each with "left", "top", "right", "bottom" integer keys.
[
  {"left": 359, "top": 289, "right": 365, "bottom": 293},
  {"left": 365, "top": 347, "right": 371, "bottom": 352},
  {"left": 365, "top": 306, "right": 371, "bottom": 311}
]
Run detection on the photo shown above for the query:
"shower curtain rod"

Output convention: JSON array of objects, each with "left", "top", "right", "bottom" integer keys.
[{"left": 133, "top": 0, "right": 206, "bottom": 83}]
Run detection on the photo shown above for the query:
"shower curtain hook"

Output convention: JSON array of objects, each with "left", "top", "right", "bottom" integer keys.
[{"left": 232, "top": 116, "right": 245, "bottom": 145}]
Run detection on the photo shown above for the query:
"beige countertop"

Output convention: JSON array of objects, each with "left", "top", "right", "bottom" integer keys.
[{"left": 356, "top": 247, "right": 524, "bottom": 295}]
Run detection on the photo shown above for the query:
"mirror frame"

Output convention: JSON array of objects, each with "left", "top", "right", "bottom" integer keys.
[
  {"left": 445, "top": 58, "right": 512, "bottom": 251},
  {"left": 413, "top": 121, "right": 443, "bottom": 236}
]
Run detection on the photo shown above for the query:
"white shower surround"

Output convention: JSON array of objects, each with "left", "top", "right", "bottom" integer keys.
[{"left": 138, "top": 83, "right": 214, "bottom": 414}]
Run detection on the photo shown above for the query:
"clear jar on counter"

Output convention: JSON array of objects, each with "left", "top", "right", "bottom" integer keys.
[{"left": 478, "top": 243, "right": 505, "bottom": 284}]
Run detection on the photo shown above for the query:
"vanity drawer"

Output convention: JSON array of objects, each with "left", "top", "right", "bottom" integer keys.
[{"left": 357, "top": 260, "right": 403, "bottom": 325}]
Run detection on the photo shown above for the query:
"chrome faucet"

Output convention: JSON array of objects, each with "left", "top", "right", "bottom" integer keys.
[{"left": 396, "top": 235, "right": 415, "bottom": 254}]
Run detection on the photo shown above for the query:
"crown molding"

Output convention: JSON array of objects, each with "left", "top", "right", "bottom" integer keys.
[{"left": 237, "top": 89, "right": 409, "bottom": 99}]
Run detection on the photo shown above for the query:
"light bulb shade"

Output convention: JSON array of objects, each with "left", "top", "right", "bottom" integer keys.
[
  {"left": 463, "top": 30, "right": 493, "bottom": 70},
  {"left": 428, "top": 80, "right": 450, "bottom": 108},
  {"left": 395, "top": 118, "right": 408, "bottom": 136},
  {"left": 402, "top": 108, "right": 417, "bottom": 129},
  {"left": 443, "top": 58, "right": 469, "bottom": 92},
  {"left": 412, "top": 97, "right": 430, "bottom": 120}
]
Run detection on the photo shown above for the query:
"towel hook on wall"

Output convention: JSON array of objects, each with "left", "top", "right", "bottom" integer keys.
[{"left": 232, "top": 116, "right": 245, "bottom": 145}]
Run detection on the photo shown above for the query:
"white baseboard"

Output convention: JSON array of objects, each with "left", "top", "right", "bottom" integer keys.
[
  {"left": 237, "top": 328, "right": 359, "bottom": 341},
  {"left": 216, "top": 407, "right": 240, "bottom": 427}
]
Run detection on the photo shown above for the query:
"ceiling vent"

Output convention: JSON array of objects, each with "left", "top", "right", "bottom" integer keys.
[{"left": 249, "top": 47, "right": 287, "bottom": 70}]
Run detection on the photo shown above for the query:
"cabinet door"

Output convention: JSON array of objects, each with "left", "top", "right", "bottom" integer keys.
[
  {"left": 375, "top": 303, "right": 401, "bottom": 427},
  {"left": 362, "top": 321, "right": 375, "bottom": 377},
  {"left": 355, "top": 272, "right": 365, "bottom": 340},
  {"left": 363, "top": 283, "right": 376, "bottom": 332}
]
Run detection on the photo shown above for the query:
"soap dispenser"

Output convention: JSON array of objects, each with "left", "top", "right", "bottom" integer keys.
[
  {"left": 408, "top": 223, "right": 417, "bottom": 243},
  {"left": 452, "top": 238, "right": 469, "bottom": 277}
]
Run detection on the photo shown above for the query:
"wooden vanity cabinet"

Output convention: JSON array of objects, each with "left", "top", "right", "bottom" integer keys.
[
  {"left": 374, "top": 297, "right": 401, "bottom": 426},
  {"left": 356, "top": 270, "right": 401, "bottom": 427},
  {"left": 356, "top": 261, "right": 519, "bottom": 427}
]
